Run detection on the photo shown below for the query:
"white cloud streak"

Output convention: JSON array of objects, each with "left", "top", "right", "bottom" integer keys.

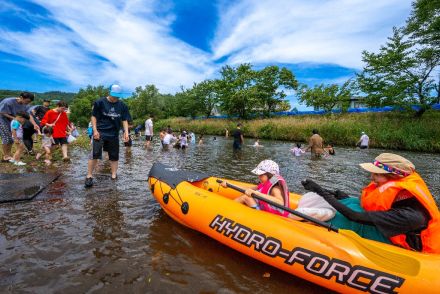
[
  {"left": 0, "top": 0, "right": 412, "bottom": 92},
  {"left": 0, "top": 0, "right": 214, "bottom": 93},
  {"left": 213, "top": 0, "right": 413, "bottom": 69}
]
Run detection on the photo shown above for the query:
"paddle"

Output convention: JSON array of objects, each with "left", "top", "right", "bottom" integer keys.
[{"left": 216, "top": 179, "right": 420, "bottom": 276}]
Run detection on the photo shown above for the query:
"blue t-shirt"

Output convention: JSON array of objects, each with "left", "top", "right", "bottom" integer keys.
[
  {"left": 10, "top": 119, "right": 23, "bottom": 139},
  {"left": 0, "top": 97, "right": 30, "bottom": 125},
  {"left": 92, "top": 97, "right": 130, "bottom": 139}
]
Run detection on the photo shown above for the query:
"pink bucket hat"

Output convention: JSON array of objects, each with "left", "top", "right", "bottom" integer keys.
[{"left": 251, "top": 160, "right": 280, "bottom": 175}]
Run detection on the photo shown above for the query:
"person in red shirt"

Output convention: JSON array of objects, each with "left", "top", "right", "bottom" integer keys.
[{"left": 41, "top": 100, "right": 71, "bottom": 161}]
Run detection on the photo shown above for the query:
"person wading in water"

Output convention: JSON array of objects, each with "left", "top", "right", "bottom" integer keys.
[{"left": 305, "top": 129, "right": 324, "bottom": 159}]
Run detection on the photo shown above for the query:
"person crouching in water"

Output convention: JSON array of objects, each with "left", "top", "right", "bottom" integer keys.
[
  {"left": 36, "top": 126, "right": 55, "bottom": 165},
  {"left": 221, "top": 160, "right": 290, "bottom": 217},
  {"left": 302, "top": 153, "right": 440, "bottom": 253}
]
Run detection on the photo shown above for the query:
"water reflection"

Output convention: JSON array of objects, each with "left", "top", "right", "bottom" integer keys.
[{"left": 83, "top": 176, "right": 126, "bottom": 258}]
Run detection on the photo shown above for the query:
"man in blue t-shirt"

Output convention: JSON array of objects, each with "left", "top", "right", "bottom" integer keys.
[{"left": 85, "top": 84, "right": 130, "bottom": 188}]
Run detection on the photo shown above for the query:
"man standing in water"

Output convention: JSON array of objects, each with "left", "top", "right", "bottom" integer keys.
[
  {"left": 232, "top": 123, "right": 244, "bottom": 151},
  {"left": 85, "top": 84, "right": 130, "bottom": 188},
  {"left": 356, "top": 131, "right": 369, "bottom": 149},
  {"left": 305, "top": 129, "right": 324, "bottom": 158},
  {"left": 144, "top": 115, "right": 153, "bottom": 149}
]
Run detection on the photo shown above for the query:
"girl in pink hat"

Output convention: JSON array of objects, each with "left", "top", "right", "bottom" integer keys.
[{"left": 221, "top": 160, "right": 291, "bottom": 217}]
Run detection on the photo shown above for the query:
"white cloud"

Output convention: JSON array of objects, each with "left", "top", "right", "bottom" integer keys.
[
  {"left": 0, "top": 0, "right": 215, "bottom": 93},
  {"left": 0, "top": 0, "right": 413, "bottom": 93},
  {"left": 212, "top": 0, "right": 413, "bottom": 69}
]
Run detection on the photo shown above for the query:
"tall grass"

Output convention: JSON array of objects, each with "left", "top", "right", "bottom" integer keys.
[{"left": 156, "top": 111, "right": 440, "bottom": 153}]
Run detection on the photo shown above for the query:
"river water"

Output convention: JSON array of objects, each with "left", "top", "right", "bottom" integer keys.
[{"left": 1, "top": 135, "right": 439, "bottom": 293}]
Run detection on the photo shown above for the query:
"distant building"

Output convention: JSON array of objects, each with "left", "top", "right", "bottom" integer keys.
[
  {"left": 349, "top": 97, "right": 367, "bottom": 109},
  {"left": 314, "top": 96, "right": 367, "bottom": 111},
  {"left": 210, "top": 105, "right": 222, "bottom": 117}
]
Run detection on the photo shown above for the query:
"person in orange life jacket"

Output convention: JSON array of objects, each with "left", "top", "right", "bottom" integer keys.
[
  {"left": 220, "top": 160, "right": 290, "bottom": 217},
  {"left": 302, "top": 153, "right": 440, "bottom": 253}
]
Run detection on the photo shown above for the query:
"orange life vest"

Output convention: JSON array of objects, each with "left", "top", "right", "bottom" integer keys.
[{"left": 360, "top": 172, "right": 440, "bottom": 253}]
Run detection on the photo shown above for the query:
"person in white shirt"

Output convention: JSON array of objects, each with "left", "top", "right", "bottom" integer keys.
[
  {"left": 162, "top": 130, "right": 176, "bottom": 150},
  {"left": 291, "top": 143, "right": 305, "bottom": 157},
  {"left": 356, "top": 131, "right": 369, "bottom": 149},
  {"left": 144, "top": 115, "right": 153, "bottom": 149}
]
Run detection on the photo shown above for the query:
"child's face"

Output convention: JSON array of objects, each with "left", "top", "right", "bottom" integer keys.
[
  {"left": 16, "top": 116, "right": 26, "bottom": 124},
  {"left": 258, "top": 174, "right": 269, "bottom": 183},
  {"left": 371, "top": 173, "right": 389, "bottom": 186}
]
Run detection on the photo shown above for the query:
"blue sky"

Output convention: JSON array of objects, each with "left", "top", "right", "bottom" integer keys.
[{"left": 0, "top": 0, "right": 412, "bottom": 109}]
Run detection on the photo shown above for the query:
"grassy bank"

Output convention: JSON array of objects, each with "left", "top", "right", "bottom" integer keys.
[{"left": 156, "top": 111, "right": 440, "bottom": 153}]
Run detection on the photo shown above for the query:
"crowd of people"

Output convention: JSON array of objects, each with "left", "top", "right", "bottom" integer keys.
[{"left": 0, "top": 93, "right": 77, "bottom": 166}]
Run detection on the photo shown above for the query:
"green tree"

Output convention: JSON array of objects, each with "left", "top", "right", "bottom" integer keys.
[
  {"left": 69, "top": 85, "right": 108, "bottom": 126},
  {"left": 275, "top": 100, "right": 292, "bottom": 112},
  {"left": 217, "top": 64, "right": 259, "bottom": 119},
  {"left": 406, "top": 0, "right": 440, "bottom": 48},
  {"left": 173, "top": 86, "right": 202, "bottom": 118},
  {"left": 406, "top": 0, "right": 440, "bottom": 104},
  {"left": 254, "top": 66, "right": 297, "bottom": 116},
  {"left": 297, "top": 80, "right": 354, "bottom": 113},
  {"left": 127, "top": 85, "right": 163, "bottom": 120},
  {"left": 191, "top": 80, "right": 221, "bottom": 118},
  {"left": 357, "top": 0, "right": 440, "bottom": 116},
  {"left": 160, "top": 94, "right": 180, "bottom": 118}
]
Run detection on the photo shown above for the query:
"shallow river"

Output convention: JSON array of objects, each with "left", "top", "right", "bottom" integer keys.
[{"left": 1, "top": 135, "right": 439, "bottom": 293}]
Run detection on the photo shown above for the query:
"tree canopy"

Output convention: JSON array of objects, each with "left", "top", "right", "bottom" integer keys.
[
  {"left": 356, "top": 0, "right": 440, "bottom": 116},
  {"left": 216, "top": 64, "right": 297, "bottom": 118},
  {"left": 297, "top": 80, "right": 354, "bottom": 113}
]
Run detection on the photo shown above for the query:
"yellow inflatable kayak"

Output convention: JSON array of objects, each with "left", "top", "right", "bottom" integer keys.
[{"left": 148, "top": 163, "right": 440, "bottom": 293}]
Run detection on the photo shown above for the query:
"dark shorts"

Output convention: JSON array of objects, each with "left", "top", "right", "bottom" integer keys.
[
  {"left": 360, "top": 145, "right": 368, "bottom": 149},
  {"left": 145, "top": 135, "right": 153, "bottom": 141},
  {"left": 0, "top": 123, "right": 13, "bottom": 145},
  {"left": 92, "top": 138, "right": 119, "bottom": 161},
  {"left": 233, "top": 141, "right": 242, "bottom": 150},
  {"left": 53, "top": 137, "right": 68, "bottom": 145}
]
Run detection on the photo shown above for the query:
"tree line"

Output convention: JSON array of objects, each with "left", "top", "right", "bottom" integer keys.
[
  {"left": 69, "top": 64, "right": 298, "bottom": 126},
  {"left": 0, "top": 90, "right": 75, "bottom": 104}
]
